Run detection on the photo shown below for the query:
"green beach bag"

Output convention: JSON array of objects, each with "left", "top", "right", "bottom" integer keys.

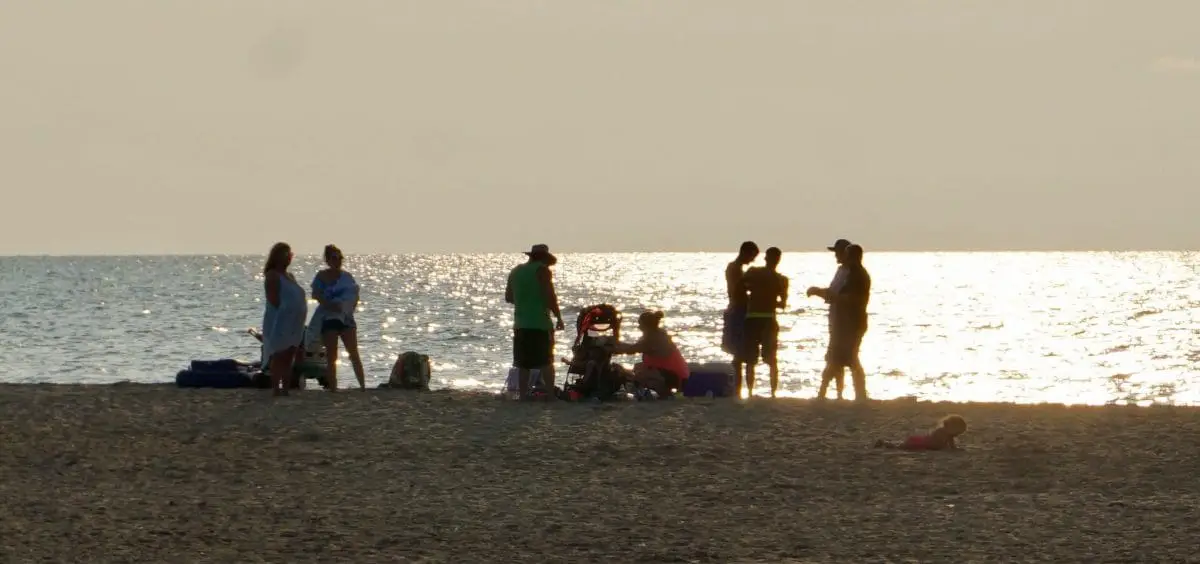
[{"left": 389, "top": 351, "right": 432, "bottom": 390}]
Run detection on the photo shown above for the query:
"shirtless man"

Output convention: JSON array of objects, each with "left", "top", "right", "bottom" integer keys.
[
  {"left": 723, "top": 241, "right": 759, "bottom": 396},
  {"left": 742, "top": 247, "right": 789, "bottom": 397}
]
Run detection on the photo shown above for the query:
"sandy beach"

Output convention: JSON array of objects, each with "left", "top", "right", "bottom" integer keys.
[{"left": 2, "top": 385, "right": 1198, "bottom": 563}]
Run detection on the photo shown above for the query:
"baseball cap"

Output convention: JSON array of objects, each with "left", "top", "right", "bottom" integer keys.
[{"left": 827, "top": 239, "right": 851, "bottom": 252}]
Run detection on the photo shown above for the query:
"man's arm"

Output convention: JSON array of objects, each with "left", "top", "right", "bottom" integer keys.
[
  {"left": 536, "top": 265, "right": 563, "bottom": 328},
  {"left": 724, "top": 264, "right": 738, "bottom": 302},
  {"left": 504, "top": 270, "right": 514, "bottom": 304},
  {"left": 778, "top": 276, "right": 789, "bottom": 311},
  {"left": 806, "top": 286, "right": 828, "bottom": 299}
]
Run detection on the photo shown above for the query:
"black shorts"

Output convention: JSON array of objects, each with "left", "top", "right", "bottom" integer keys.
[
  {"left": 513, "top": 329, "right": 553, "bottom": 369},
  {"left": 321, "top": 317, "right": 356, "bottom": 333},
  {"left": 826, "top": 324, "right": 866, "bottom": 366},
  {"left": 741, "top": 317, "right": 779, "bottom": 364}
]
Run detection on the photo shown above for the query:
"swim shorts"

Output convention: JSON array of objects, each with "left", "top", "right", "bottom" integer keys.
[
  {"left": 742, "top": 316, "right": 779, "bottom": 365},
  {"left": 825, "top": 322, "right": 866, "bottom": 366},
  {"left": 321, "top": 316, "right": 356, "bottom": 333},
  {"left": 513, "top": 329, "right": 553, "bottom": 369},
  {"left": 722, "top": 307, "right": 746, "bottom": 360}
]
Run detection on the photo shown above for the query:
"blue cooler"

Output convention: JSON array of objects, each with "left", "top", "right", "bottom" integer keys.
[{"left": 682, "top": 363, "right": 734, "bottom": 397}]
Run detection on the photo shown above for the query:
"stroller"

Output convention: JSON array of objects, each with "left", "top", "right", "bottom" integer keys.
[{"left": 559, "top": 304, "right": 629, "bottom": 401}]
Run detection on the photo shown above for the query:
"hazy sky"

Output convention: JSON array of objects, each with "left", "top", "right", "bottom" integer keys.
[{"left": 2, "top": 1, "right": 1198, "bottom": 254}]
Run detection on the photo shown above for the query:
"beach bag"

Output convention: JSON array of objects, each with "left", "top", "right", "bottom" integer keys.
[
  {"left": 389, "top": 351, "right": 432, "bottom": 390},
  {"left": 504, "top": 367, "right": 548, "bottom": 398}
]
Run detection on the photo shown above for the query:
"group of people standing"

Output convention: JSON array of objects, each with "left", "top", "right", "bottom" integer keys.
[
  {"left": 257, "top": 239, "right": 870, "bottom": 399},
  {"left": 722, "top": 238, "right": 871, "bottom": 400},
  {"left": 260, "top": 242, "right": 366, "bottom": 396}
]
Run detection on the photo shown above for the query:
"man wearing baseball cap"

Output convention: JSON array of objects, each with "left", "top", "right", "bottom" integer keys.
[
  {"left": 505, "top": 244, "right": 565, "bottom": 398},
  {"left": 807, "top": 238, "right": 853, "bottom": 399},
  {"left": 822, "top": 244, "right": 870, "bottom": 401}
]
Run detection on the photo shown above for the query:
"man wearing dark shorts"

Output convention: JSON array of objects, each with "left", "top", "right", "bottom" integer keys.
[
  {"left": 723, "top": 241, "right": 759, "bottom": 396},
  {"left": 825, "top": 244, "right": 870, "bottom": 401},
  {"left": 505, "top": 244, "right": 565, "bottom": 397},
  {"left": 741, "top": 247, "right": 788, "bottom": 398},
  {"left": 807, "top": 238, "right": 853, "bottom": 399}
]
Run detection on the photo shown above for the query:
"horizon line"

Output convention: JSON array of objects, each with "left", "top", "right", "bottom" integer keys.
[{"left": 1, "top": 248, "right": 1197, "bottom": 258}]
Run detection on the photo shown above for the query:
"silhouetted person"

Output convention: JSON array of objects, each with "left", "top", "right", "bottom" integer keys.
[
  {"left": 311, "top": 244, "right": 366, "bottom": 391},
  {"left": 821, "top": 244, "right": 870, "bottom": 401},
  {"left": 505, "top": 244, "right": 565, "bottom": 397},
  {"left": 261, "top": 242, "right": 306, "bottom": 397},
  {"left": 723, "top": 241, "right": 759, "bottom": 396},
  {"left": 742, "top": 247, "right": 788, "bottom": 397},
  {"left": 806, "top": 238, "right": 850, "bottom": 399}
]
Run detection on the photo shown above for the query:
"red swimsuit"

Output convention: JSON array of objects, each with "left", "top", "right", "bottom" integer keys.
[{"left": 901, "top": 434, "right": 937, "bottom": 450}]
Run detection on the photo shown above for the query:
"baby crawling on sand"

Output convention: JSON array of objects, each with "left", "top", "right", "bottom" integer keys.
[{"left": 875, "top": 415, "right": 967, "bottom": 451}]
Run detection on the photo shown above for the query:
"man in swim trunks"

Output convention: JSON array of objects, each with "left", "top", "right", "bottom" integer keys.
[
  {"left": 806, "top": 238, "right": 855, "bottom": 399},
  {"left": 505, "top": 244, "right": 565, "bottom": 397},
  {"left": 723, "top": 241, "right": 759, "bottom": 397},
  {"left": 741, "top": 247, "right": 788, "bottom": 398},
  {"left": 824, "top": 244, "right": 870, "bottom": 401}
]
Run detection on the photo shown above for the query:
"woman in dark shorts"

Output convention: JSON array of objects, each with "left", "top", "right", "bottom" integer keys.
[
  {"left": 311, "top": 244, "right": 367, "bottom": 391},
  {"left": 610, "top": 311, "right": 691, "bottom": 397}
]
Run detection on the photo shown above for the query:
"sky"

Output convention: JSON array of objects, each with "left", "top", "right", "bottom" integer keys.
[{"left": 2, "top": 1, "right": 1198, "bottom": 255}]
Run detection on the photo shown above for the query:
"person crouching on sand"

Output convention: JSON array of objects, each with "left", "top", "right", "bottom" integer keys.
[
  {"left": 875, "top": 415, "right": 967, "bottom": 451},
  {"left": 608, "top": 311, "right": 691, "bottom": 398}
]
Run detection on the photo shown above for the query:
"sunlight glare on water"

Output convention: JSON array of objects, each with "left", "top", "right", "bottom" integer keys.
[{"left": 0, "top": 252, "right": 1197, "bottom": 405}]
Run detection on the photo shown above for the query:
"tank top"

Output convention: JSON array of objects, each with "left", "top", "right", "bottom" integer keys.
[
  {"left": 641, "top": 332, "right": 690, "bottom": 381},
  {"left": 510, "top": 262, "right": 552, "bottom": 330}
]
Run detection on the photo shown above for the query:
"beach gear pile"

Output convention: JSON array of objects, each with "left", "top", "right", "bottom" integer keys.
[
  {"left": 382, "top": 351, "right": 432, "bottom": 390},
  {"left": 176, "top": 359, "right": 264, "bottom": 389}
]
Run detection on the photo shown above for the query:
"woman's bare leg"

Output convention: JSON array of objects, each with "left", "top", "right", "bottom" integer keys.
[
  {"left": 292, "top": 346, "right": 306, "bottom": 390},
  {"left": 322, "top": 331, "right": 340, "bottom": 391},
  {"left": 271, "top": 347, "right": 296, "bottom": 396},
  {"left": 340, "top": 329, "right": 367, "bottom": 390}
]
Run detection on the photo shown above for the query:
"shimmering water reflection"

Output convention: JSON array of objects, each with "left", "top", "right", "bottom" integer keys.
[{"left": 0, "top": 252, "right": 1197, "bottom": 405}]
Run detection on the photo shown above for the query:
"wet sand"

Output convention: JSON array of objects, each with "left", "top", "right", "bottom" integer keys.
[{"left": 2, "top": 384, "right": 1197, "bottom": 563}]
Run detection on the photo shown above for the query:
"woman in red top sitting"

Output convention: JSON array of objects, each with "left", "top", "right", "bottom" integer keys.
[
  {"left": 609, "top": 311, "right": 690, "bottom": 397},
  {"left": 875, "top": 415, "right": 967, "bottom": 451}
]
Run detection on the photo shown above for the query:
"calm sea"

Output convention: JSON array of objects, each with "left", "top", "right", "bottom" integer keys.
[{"left": 1, "top": 253, "right": 1197, "bottom": 405}]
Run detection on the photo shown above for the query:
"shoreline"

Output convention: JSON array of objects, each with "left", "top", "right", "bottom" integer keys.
[
  {"left": 2, "top": 381, "right": 1194, "bottom": 410},
  {"left": 4, "top": 384, "right": 1198, "bottom": 561}
]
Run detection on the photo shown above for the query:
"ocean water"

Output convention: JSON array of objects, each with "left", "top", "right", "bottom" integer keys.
[{"left": 1, "top": 252, "right": 1197, "bottom": 405}]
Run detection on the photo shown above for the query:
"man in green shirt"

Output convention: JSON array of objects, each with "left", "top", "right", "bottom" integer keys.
[{"left": 505, "top": 244, "right": 565, "bottom": 397}]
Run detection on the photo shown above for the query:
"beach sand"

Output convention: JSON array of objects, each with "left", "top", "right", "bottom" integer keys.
[{"left": 2, "top": 385, "right": 1198, "bottom": 563}]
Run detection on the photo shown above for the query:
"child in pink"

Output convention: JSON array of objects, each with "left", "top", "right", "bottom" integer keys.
[{"left": 875, "top": 415, "right": 967, "bottom": 451}]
